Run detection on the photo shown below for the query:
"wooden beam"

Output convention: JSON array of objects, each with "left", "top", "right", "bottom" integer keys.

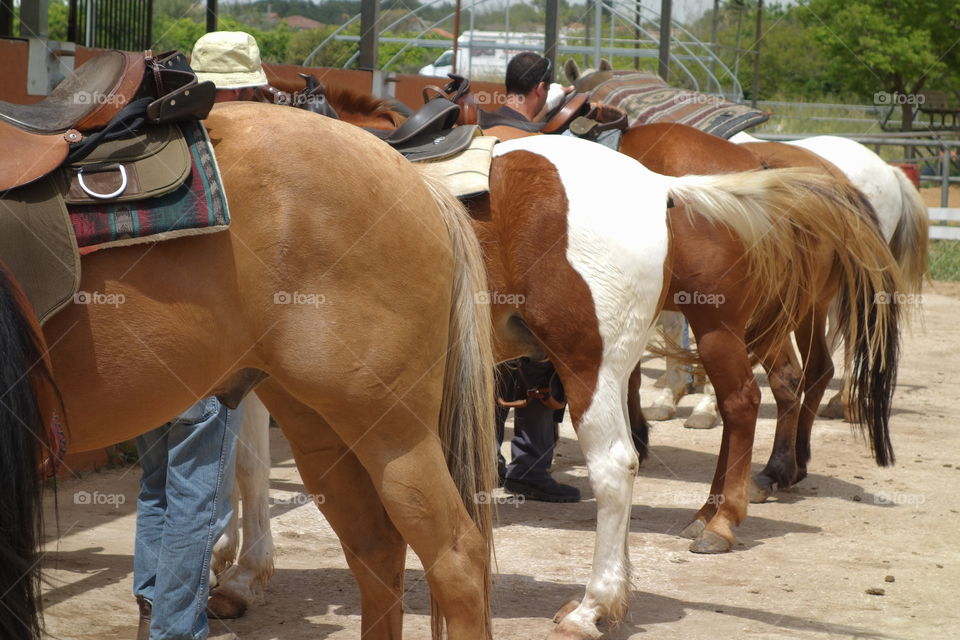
[{"left": 359, "top": 0, "right": 380, "bottom": 72}]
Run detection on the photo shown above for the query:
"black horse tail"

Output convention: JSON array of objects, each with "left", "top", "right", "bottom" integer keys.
[{"left": 0, "top": 265, "right": 52, "bottom": 640}]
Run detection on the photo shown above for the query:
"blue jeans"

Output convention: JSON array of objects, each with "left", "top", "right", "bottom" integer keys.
[{"left": 133, "top": 397, "right": 241, "bottom": 640}]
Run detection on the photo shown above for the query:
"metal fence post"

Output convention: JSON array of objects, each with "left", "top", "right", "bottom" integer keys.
[{"left": 942, "top": 144, "right": 951, "bottom": 209}]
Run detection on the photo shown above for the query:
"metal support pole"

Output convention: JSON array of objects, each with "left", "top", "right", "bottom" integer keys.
[
  {"left": 206, "top": 0, "right": 218, "bottom": 33},
  {"left": 544, "top": 0, "right": 559, "bottom": 77},
  {"left": 942, "top": 145, "right": 951, "bottom": 209},
  {"left": 451, "top": 0, "right": 461, "bottom": 74},
  {"left": 0, "top": 1, "right": 14, "bottom": 38},
  {"left": 634, "top": 0, "right": 641, "bottom": 70},
  {"left": 594, "top": 0, "right": 602, "bottom": 69},
  {"left": 751, "top": 0, "right": 762, "bottom": 108},
  {"left": 658, "top": 0, "right": 671, "bottom": 82},
  {"left": 359, "top": 0, "right": 381, "bottom": 72},
  {"left": 20, "top": 0, "right": 49, "bottom": 37}
]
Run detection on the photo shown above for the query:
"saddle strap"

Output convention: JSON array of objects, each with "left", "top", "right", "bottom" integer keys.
[{"left": 67, "top": 97, "right": 153, "bottom": 162}]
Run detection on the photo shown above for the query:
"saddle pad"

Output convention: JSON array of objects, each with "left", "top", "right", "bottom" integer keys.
[
  {"left": 68, "top": 120, "right": 229, "bottom": 255},
  {"left": 0, "top": 178, "right": 80, "bottom": 323},
  {"left": 419, "top": 133, "right": 498, "bottom": 200},
  {"left": 589, "top": 73, "right": 769, "bottom": 139}
]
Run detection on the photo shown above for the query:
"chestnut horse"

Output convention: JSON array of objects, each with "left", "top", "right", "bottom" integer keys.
[
  {"left": 624, "top": 124, "right": 926, "bottom": 501},
  {"left": 4, "top": 102, "right": 499, "bottom": 640}
]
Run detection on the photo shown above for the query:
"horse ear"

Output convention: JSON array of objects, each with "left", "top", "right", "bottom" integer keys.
[
  {"left": 599, "top": 58, "right": 613, "bottom": 72},
  {"left": 564, "top": 58, "right": 580, "bottom": 83}
]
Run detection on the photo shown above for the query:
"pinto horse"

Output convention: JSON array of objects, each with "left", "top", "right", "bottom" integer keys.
[{"left": 4, "top": 102, "right": 500, "bottom": 640}]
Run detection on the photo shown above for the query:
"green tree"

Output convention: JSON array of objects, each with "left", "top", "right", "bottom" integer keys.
[{"left": 801, "top": 0, "right": 960, "bottom": 129}]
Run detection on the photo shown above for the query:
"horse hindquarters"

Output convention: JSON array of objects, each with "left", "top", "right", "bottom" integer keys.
[{"left": 485, "top": 140, "right": 669, "bottom": 639}]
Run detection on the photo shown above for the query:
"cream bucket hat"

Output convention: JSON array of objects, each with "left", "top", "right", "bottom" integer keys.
[{"left": 191, "top": 31, "right": 269, "bottom": 89}]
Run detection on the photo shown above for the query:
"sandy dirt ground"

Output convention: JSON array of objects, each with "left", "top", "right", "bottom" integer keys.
[{"left": 41, "top": 283, "right": 960, "bottom": 640}]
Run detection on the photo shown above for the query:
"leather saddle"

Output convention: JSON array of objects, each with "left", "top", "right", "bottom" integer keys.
[
  {"left": 367, "top": 96, "right": 478, "bottom": 162},
  {"left": 0, "top": 50, "right": 216, "bottom": 191},
  {"left": 255, "top": 73, "right": 340, "bottom": 119}
]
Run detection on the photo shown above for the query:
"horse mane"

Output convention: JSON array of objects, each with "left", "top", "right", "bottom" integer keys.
[{"left": 324, "top": 85, "right": 404, "bottom": 128}]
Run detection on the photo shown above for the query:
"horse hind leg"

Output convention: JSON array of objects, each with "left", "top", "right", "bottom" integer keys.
[
  {"left": 793, "top": 309, "right": 835, "bottom": 484},
  {"left": 551, "top": 366, "right": 641, "bottom": 640},
  {"left": 209, "top": 394, "right": 275, "bottom": 618},
  {"left": 255, "top": 379, "right": 407, "bottom": 638},
  {"left": 750, "top": 345, "right": 804, "bottom": 503},
  {"left": 647, "top": 311, "right": 688, "bottom": 421},
  {"left": 680, "top": 315, "right": 760, "bottom": 554}
]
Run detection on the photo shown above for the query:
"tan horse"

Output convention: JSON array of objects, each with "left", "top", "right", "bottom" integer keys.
[{"left": 5, "top": 101, "right": 497, "bottom": 640}]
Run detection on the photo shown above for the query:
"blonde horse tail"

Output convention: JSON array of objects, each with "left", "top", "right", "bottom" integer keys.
[
  {"left": 417, "top": 170, "right": 496, "bottom": 640},
  {"left": 888, "top": 166, "right": 930, "bottom": 298},
  {"left": 668, "top": 168, "right": 904, "bottom": 466}
]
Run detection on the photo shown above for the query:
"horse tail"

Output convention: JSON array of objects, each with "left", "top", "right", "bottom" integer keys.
[
  {"left": 888, "top": 165, "right": 930, "bottom": 298},
  {"left": 667, "top": 168, "right": 903, "bottom": 466},
  {"left": 0, "top": 265, "right": 54, "bottom": 640},
  {"left": 417, "top": 170, "right": 496, "bottom": 640}
]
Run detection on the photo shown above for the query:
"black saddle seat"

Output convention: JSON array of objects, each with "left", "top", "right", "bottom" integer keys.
[{"left": 0, "top": 51, "right": 144, "bottom": 134}]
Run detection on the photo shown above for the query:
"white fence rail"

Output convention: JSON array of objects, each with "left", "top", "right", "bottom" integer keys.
[{"left": 929, "top": 207, "right": 960, "bottom": 241}]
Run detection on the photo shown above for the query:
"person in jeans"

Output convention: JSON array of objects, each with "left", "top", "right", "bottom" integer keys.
[
  {"left": 134, "top": 398, "right": 242, "bottom": 640},
  {"left": 133, "top": 30, "right": 266, "bottom": 640}
]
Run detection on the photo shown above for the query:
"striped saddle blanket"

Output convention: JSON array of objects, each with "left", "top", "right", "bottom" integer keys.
[{"left": 586, "top": 72, "right": 769, "bottom": 139}]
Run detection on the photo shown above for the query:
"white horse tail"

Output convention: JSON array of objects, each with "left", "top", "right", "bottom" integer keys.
[{"left": 888, "top": 166, "right": 930, "bottom": 297}]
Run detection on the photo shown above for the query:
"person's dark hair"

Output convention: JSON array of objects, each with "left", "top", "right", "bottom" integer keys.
[{"left": 505, "top": 52, "right": 550, "bottom": 95}]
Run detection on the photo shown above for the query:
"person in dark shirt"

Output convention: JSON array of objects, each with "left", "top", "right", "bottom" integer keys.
[{"left": 479, "top": 51, "right": 573, "bottom": 133}]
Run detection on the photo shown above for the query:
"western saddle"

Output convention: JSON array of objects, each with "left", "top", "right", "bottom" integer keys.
[{"left": 0, "top": 50, "right": 216, "bottom": 192}]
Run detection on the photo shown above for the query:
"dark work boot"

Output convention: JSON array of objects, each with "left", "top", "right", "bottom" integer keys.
[
  {"left": 503, "top": 475, "right": 581, "bottom": 503},
  {"left": 136, "top": 595, "right": 152, "bottom": 640}
]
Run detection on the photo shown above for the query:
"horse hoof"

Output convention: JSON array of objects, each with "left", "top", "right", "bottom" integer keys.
[
  {"left": 206, "top": 592, "right": 247, "bottom": 620},
  {"left": 680, "top": 519, "right": 706, "bottom": 539},
  {"left": 750, "top": 477, "right": 773, "bottom": 503},
  {"left": 684, "top": 412, "right": 718, "bottom": 429},
  {"left": 552, "top": 599, "right": 580, "bottom": 624},
  {"left": 547, "top": 618, "right": 602, "bottom": 640},
  {"left": 645, "top": 404, "right": 677, "bottom": 421},
  {"left": 689, "top": 530, "right": 733, "bottom": 554},
  {"left": 818, "top": 393, "right": 845, "bottom": 419}
]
